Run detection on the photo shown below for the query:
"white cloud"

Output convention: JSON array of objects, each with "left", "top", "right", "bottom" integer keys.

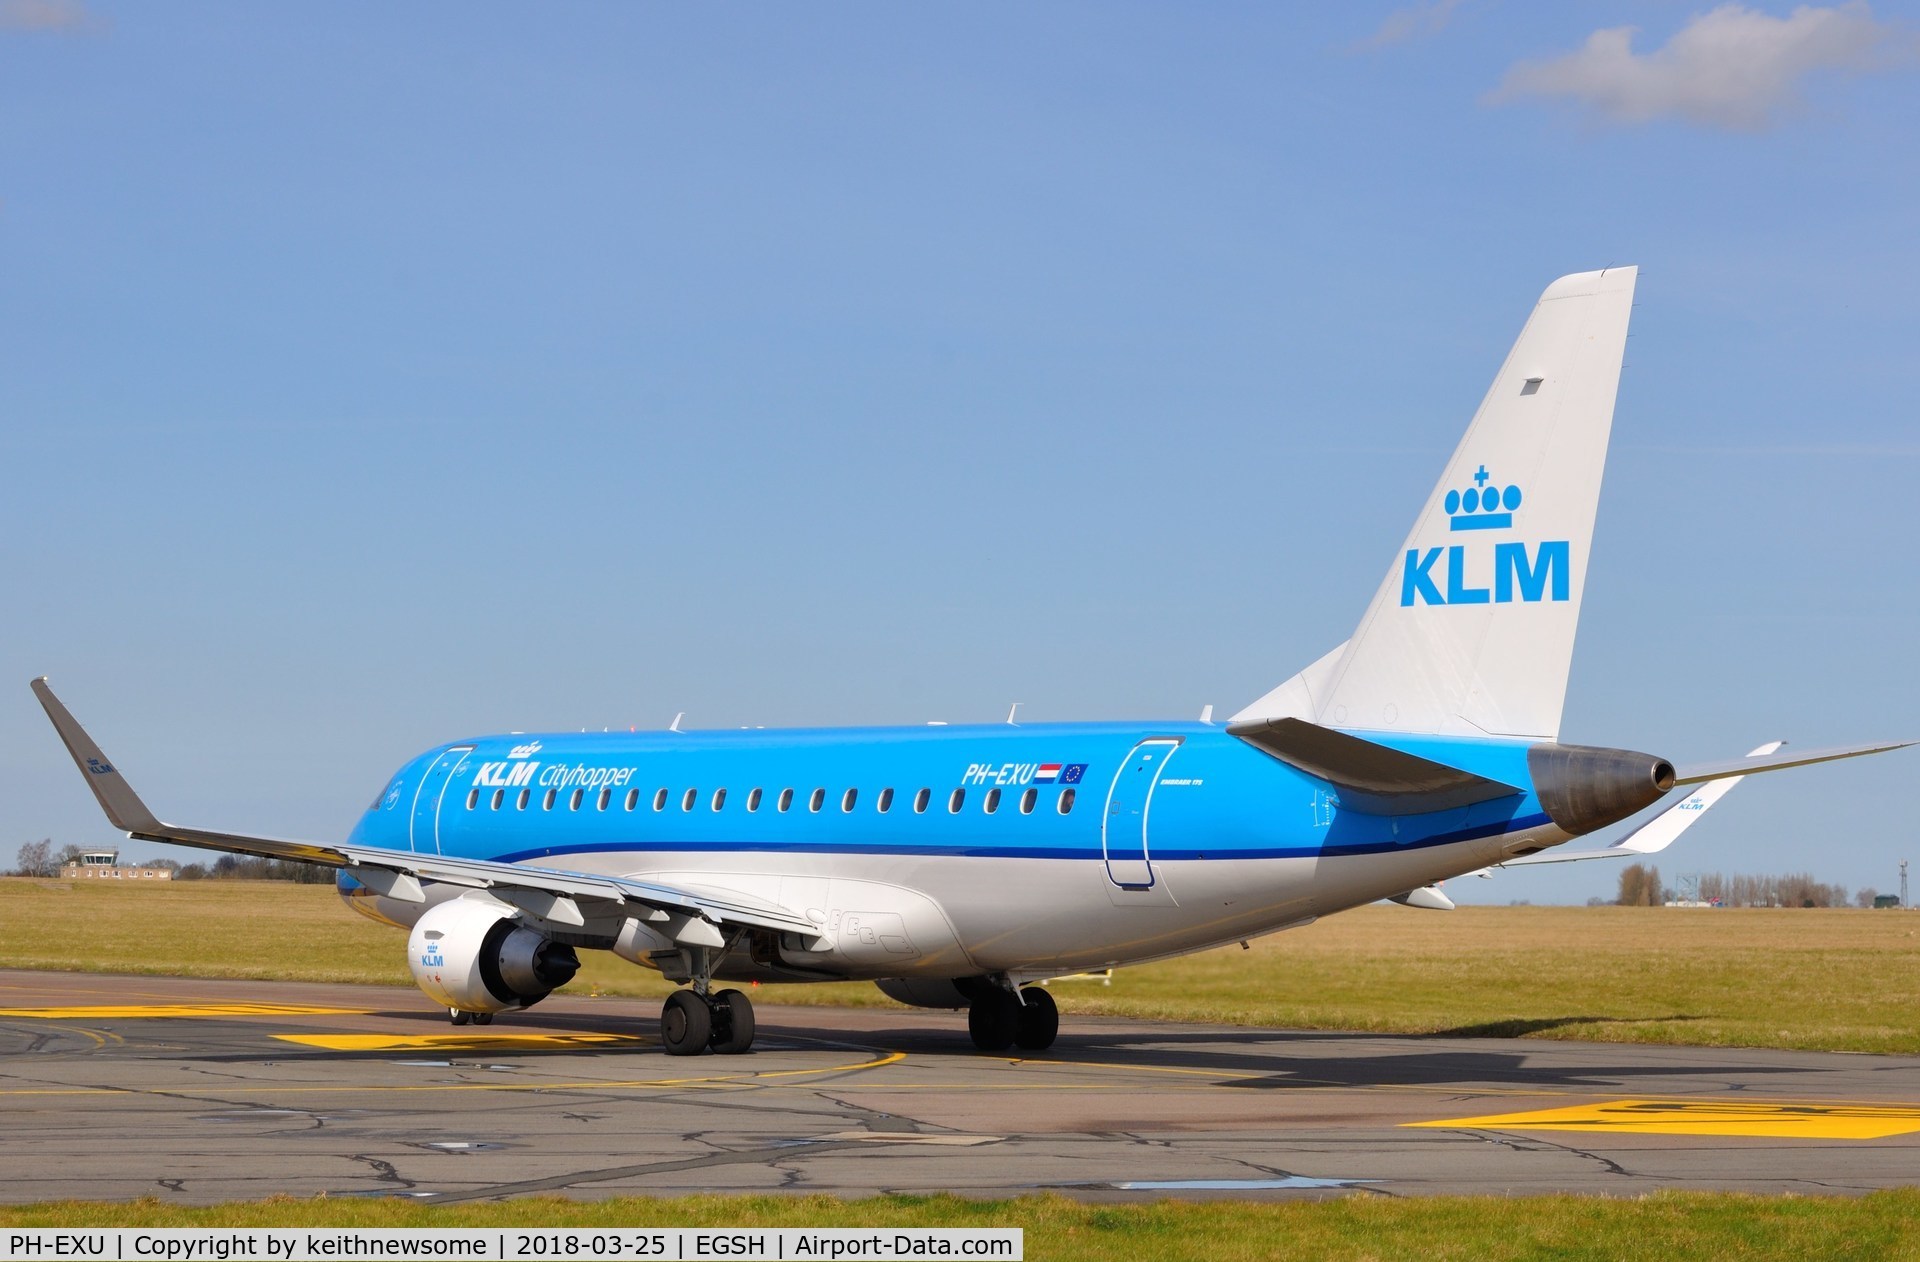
[
  {"left": 0, "top": 0, "right": 99, "bottom": 33},
  {"left": 1490, "top": 3, "right": 1915, "bottom": 130},
  {"left": 1360, "top": 0, "right": 1467, "bottom": 50}
]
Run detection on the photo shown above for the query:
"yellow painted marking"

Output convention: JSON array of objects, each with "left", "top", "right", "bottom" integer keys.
[
  {"left": 0, "top": 1004, "right": 367, "bottom": 1019},
  {"left": 274, "top": 1032, "right": 646, "bottom": 1051},
  {"left": 1407, "top": 1098, "right": 1920, "bottom": 1140}
]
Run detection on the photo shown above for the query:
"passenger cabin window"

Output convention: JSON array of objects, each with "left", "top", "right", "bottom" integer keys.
[
  {"left": 877, "top": 787, "right": 893, "bottom": 813},
  {"left": 983, "top": 788, "right": 1000, "bottom": 814},
  {"left": 842, "top": 788, "right": 858, "bottom": 813},
  {"left": 597, "top": 787, "right": 611, "bottom": 811},
  {"left": 543, "top": 788, "right": 557, "bottom": 810},
  {"left": 1058, "top": 787, "right": 1076, "bottom": 814},
  {"left": 948, "top": 788, "right": 965, "bottom": 814},
  {"left": 748, "top": 787, "right": 762, "bottom": 812},
  {"left": 517, "top": 788, "right": 530, "bottom": 810},
  {"left": 778, "top": 788, "right": 794, "bottom": 813},
  {"left": 712, "top": 788, "right": 727, "bottom": 811},
  {"left": 809, "top": 788, "right": 825, "bottom": 813},
  {"left": 465, "top": 789, "right": 478, "bottom": 810},
  {"left": 1020, "top": 787, "right": 1036, "bottom": 814},
  {"left": 914, "top": 788, "right": 930, "bottom": 813},
  {"left": 682, "top": 788, "right": 698, "bottom": 812},
  {"left": 653, "top": 788, "right": 668, "bottom": 812},
  {"left": 491, "top": 788, "right": 504, "bottom": 810},
  {"left": 625, "top": 788, "right": 639, "bottom": 811},
  {"left": 569, "top": 788, "right": 584, "bottom": 811}
]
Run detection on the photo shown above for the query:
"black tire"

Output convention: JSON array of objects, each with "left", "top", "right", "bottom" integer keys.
[
  {"left": 660, "top": 990, "right": 712, "bottom": 1057},
  {"left": 449, "top": 1008, "right": 472, "bottom": 1026},
  {"left": 709, "top": 989, "right": 756, "bottom": 1054},
  {"left": 1013, "top": 986, "right": 1059, "bottom": 1051},
  {"left": 968, "top": 992, "right": 1019, "bottom": 1052},
  {"left": 471, "top": 1012, "right": 495, "bottom": 1026}
]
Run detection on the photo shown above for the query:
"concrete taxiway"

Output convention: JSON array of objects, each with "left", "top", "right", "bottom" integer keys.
[{"left": 3, "top": 969, "right": 1919, "bottom": 1203}]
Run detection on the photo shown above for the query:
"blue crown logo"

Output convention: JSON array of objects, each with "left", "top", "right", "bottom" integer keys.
[{"left": 1445, "top": 465, "right": 1522, "bottom": 532}]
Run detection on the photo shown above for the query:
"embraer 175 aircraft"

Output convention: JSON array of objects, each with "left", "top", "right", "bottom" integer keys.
[{"left": 36, "top": 266, "right": 1910, "bottom": 1057}]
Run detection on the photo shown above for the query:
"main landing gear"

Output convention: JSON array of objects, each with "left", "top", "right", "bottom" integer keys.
[
  {"left": 660, "top": 986, "right": 757, "bottom": 1056},
  {"left": 447, "top": 1008, "right": 494, "bottom": 1026},
  {"left": 967, "top": 983, "right": 1057, "bottom": 1053}
]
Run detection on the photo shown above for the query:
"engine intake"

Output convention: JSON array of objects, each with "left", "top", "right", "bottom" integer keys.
[
  {"left": 407, "top": 896, "right": 580, "bottom": 1014},
  {"left": 1527, "top": 742, "right": 1676, "bottom": 837}
]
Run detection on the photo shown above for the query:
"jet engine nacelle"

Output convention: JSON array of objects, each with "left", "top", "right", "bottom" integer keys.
[{"left": 406, "top": 897, "right": 581, "bottom": 1014}]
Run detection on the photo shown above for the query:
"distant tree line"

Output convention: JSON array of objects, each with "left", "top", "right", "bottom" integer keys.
[
  {"left": 1616, "top": 862, "right": 1878, "bottom": 908},
  {"left": 10, "top": 840, "right": 327, "bottom": 884}
]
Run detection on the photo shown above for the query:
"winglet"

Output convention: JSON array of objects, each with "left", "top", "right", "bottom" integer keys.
[{"left": 30, "top": 677, "right": 166, "bottom": 837}]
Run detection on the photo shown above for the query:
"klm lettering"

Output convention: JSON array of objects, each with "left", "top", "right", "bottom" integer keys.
[
  {"left": 470, "top": 761, "right": 539, "bottom": 788},
  {"left": 1399, "top": 541, "right": 1570, "bottom": 607}
]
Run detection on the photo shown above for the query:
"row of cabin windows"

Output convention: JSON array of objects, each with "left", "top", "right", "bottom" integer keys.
[{"left": 462, "top": 782, "right": 1078, "bottom": 817}]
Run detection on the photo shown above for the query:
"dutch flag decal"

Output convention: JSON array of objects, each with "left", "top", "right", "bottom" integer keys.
[{"left": 1034, "top": 764, "right": 1062, "bottom": 783}]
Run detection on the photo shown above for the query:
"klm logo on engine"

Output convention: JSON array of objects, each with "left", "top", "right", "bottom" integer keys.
[{"left": 1400, "top": 466, "right": 1570, "bottom": 607}]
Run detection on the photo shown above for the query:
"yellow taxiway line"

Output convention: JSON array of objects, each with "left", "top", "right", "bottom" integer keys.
[{"left": 1405, "top": 1098, "right": 1920, "bottom": 1140}]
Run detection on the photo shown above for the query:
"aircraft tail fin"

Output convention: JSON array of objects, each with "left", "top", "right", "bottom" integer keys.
[{"left": 1236, "top": 266, "right": 1638, "bottom": 740}]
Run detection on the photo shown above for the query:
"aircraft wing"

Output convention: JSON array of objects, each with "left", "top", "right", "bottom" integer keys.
[
  {"left": 32, "top": 677, "right": 821, "bottom": 943},
  {"left": 1226, "top": 715, "right": 1522, "bottom": 815},
  {"left": 1491, "top": 741, "right": 1783, "bottom": 870},
  {"left": 1670, "top": 740, "right": 1914, "bottom": 786}
]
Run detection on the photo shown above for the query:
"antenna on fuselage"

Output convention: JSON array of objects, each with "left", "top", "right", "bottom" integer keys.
[
  {"left": 1199, "top": 704, "right": 1214, "bottom": 724},
  {"left": 669, "top": 712, "right": 685, "bottom": 733},
  {"left": 1006, "top": 703, "right": 1022, "bottom": 726}
]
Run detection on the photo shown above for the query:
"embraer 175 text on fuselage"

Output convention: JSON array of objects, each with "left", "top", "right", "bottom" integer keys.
[{"left": 37, "top": 267, "right": 1911, "bottom": 1057}]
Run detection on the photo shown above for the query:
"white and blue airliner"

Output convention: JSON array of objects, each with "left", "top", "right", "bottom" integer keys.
[{"left": 37, "top": 267, "right": 1910, "bottom": 1057}]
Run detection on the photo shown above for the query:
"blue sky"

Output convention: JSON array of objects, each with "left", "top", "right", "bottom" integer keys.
[{"left": 3, "top": 2, "right": 1917, "bottom": 906}]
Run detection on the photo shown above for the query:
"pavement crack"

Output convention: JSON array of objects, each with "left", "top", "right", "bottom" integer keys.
[
  {"left": 348, "top": 1154, "right": 417, "bottom": 1192},
  {"left": 418, "top": 1140, "right": 874, "bottom": 1205},
  {"left": 809, "top": 1091, "right": 922, "bottom": 1135}
]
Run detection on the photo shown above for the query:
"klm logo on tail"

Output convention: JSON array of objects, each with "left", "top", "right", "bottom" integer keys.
[{"left": 1401, "top": 466, "right": 1570, "bottom": 607}]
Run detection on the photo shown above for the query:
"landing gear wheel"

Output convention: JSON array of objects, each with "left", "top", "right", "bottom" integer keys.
[
  {"left": 471, "top": 1012, "right": 495, "bottom": 1026},
  {"left": 708, "top": 988, "right": 756, "bottom": 1054},
  {"left": 661, "top": 989, "right": 713, "bottom": 1056},
  {"left": 449, "top": 1007, "right": 472, "bottom": 1026},
  {"left": 1013, "top": 986, "right": 1058, "bottom": 1051},
  {"left": 967, "top": 991, "right": 1020, "bottom": 1052}
]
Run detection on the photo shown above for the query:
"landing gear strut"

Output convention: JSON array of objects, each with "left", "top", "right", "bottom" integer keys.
[
  {"left": 967, "top": 983, "right": 1057, "bottom": 1052},
  {"left": 447, "top": 1007, "right": 495, "bottom": 1026},
  {"left": 658, "top": 944, "right": 757, "bottom": 1056}
]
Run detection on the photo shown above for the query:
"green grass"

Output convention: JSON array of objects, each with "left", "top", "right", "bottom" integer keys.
[
  {"left": 5, "top": 1191, "right": 1920, "bottom": 1260},
  {"left": 6, "top": 879, "right": 1920, "bottom": 1053}
]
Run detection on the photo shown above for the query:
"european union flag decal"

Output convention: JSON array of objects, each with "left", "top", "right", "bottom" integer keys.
[{"left": 1060, "top": 764, "right": 1087, "bottom": 785}]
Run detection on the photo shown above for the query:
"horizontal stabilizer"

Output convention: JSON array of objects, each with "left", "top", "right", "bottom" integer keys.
[
  {"left": 1672, "top": 739, "right": 1914, "bottom": 787},
  {"left": 1227, "top": 716, "right": 1521, "bottom": 816}
]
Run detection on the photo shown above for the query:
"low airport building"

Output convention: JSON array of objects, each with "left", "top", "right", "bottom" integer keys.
[{"left": 59, "top": 849, "right": 173, "bottom": 881}]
